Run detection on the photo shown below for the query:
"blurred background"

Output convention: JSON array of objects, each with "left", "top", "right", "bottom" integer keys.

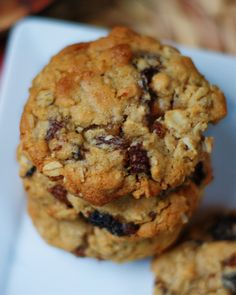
[{"left": 0, "top": 0, "right": 236, "bottom": 70}]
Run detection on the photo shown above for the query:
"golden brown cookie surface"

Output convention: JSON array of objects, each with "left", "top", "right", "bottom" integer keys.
[
  {"left": 152, "top": 212, "right": 236, "bottom": 295},
  {"left": 18, "top": 145, "right": 212, "bottom": 239},
  {"left": 28, "top": 197, "right": 182, "bottom": 262},
  {"left": 20, "top": 27, "right": 226, "bottom": 205}
]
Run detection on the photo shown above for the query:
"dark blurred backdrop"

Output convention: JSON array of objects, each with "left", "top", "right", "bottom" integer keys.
[{"left": 1, "top": 0, "right": 236, "bottom": 54}]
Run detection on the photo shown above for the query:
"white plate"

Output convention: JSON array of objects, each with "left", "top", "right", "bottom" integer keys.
[{"left": 0, "top": 17, "right": 235, "bottom": 295}]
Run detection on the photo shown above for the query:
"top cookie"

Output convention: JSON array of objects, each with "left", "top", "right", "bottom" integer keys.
[{"left": 20, "top": 27, "right": 226, "bottom": 205}]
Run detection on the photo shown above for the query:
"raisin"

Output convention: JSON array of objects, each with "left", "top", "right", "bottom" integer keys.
[
  {"left": 133, "top": 52, "right": 163, "bottom": 130},
  {"left": 87, "top": 210, "right": 139, "bottom": 237},
  {"left": 223, "top": 254, "right": 236, "bottom": 267},
  {"left": 45, "top": 120, "right": 64, "bottom": 141},
  {"left": 48, "top": 175, "right": 64, "bottom": 181},
  {"left": 48, "top": 184, "right": 72, "bottom": 208},
  {"left": 141, "top": 67, "right": 159, "bottom": 90},
  {"left": 222, "top": 272, "right": 236, "bottom": 293},
  {"left": 72, "top": 150, "right": 84, "bottom": 160},
  {"left": 73, "top": 245, "right": 87, "bottom": 257},
  {"left": 209, "top": 214, "right": 236, "bottom": 241},
  {"left": 96, "top": 136, "right": 129, "bottom": 150},
  {"left": 148, "top": 211, "right": 157, "bottom": 220},
  {"left": 72, "top": 145, "right": 88, "bottom": 161},
  {"left": 72, "top": 146, "right": 85, "bottom": 161},
  {"left": 153, "top": 121, "right": 166, "bottom": 138},
  {"left": 128, "top": 144, "right": 150, "bottom": 174},
  {"left": 122, "top": 223, "right": 140, "bottom": 235},
  {"left": 25, "top": 166, "right": 36, "bottom": 177},
  {"left": 133, "top": 52, "right": 160, "bottom": 103},
  {"left": 190, "top": 162, "right": 206, "bottom": 186},
  {"left": 150, "top": 99, "right": 161, "bottom": 118},
  {"left": 138, "top": 68, "right": 159, "bottom": 104}
]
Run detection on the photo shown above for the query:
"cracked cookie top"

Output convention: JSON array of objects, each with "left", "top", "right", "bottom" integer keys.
[{"left": 20, "top": 27, "right": 226, "bottom": 205}]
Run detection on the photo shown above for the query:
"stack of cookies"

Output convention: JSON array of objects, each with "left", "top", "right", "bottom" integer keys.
[{"left": 18, "top": 27, "right": 226, "bottom": 262}]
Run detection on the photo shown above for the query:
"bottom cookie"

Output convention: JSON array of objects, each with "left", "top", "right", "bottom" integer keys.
[
  {"left": 19, "top": 144, "right": 211, "bottom": 262},
  {"left": 28, "top": 198, "right": 182, "bottom": 262},
  {"left": 152, "top": 212, "right": 236, "bottom": 295}
]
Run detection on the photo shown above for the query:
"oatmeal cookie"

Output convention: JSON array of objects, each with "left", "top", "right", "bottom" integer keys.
[
  {"left": 20, "top": 27, "right": 226, "bottom": 205},
  {"left": 28, "top": 198, "right": 180, "bottom": 262},
  {"left": 18, "top": 146, "right": 212, "bottom": 239},
  {"left": 152, "top": 212, "right": 236, "bottom": 294}
]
